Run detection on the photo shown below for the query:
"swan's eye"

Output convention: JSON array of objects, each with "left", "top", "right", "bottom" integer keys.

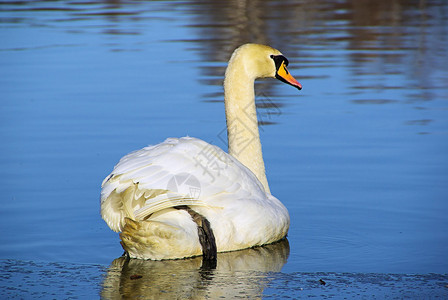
[{"left": 271, "top": 55, "right": 289, "bottom": 70}]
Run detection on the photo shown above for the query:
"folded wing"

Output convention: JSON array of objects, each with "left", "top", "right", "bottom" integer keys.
[{"left": 100, "top": 137, "right": 266, "bottom": 232}]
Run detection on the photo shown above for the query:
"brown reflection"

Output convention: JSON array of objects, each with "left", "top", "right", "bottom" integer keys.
[
  {"left": 2, "top": 0, "right": 445, "bottom": 123},
  {"left": 5, "top": 0, "right": 445, "bottom": 105},
  {"left": 101, "top": 239, "right": 289, "bottom": 299},
  {"left": 183, "top": 0, "right": 446, "bottom": 106},
  {"left": 351, "top": 99, "right": 399, "bottom": 105}
]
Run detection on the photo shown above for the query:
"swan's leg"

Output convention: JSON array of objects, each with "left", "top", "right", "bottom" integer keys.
[{"left": 175, "top": 206, "right": 217, "bottom": 265}]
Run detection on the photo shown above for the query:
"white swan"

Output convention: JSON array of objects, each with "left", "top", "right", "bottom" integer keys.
[{"left": 101, "top": 43, "right": 302, "bottom": 260}]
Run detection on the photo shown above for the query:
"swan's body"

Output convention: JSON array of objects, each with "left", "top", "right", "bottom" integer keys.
[{"left": 101, "top": 44, "right": 301, "bottom": 260}]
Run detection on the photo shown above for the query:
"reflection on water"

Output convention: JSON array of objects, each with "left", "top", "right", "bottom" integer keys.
[
  {"left": 176, "top": 0, "right": 448, "bottom": 132},
  {"left": 3, "top": 0, "right": 445, "bottom": 109},
  {"left": 101, "top": 240, "right": 289, "bottom": 299},
  {"left": 2, "top": 255, "right": 447, "bottom": 299}
]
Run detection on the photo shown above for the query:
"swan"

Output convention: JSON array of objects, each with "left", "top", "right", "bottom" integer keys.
[{"left": 101, "top": 43, "right": 302, "bottom": 260}]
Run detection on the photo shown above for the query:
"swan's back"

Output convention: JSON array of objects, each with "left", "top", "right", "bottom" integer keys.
[{"left": 101, "top": 137, "right": 269, "bottom": 233}]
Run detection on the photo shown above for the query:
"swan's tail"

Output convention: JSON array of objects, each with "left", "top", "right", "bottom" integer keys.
[
  {"left": 120, "top": 207, "right": 217, "bottom": 264},
  {"left": 119, "top": 217, "right": 199, "bottom": 260}
]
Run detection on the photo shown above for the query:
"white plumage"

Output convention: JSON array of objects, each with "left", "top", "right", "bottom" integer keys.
[{"left": 101, "top": 44, "right": 301, "bottom": 260}]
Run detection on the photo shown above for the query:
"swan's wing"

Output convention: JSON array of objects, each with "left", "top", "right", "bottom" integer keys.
[{"left": 101, "top": 137, "right": 266, "bottom": 232}]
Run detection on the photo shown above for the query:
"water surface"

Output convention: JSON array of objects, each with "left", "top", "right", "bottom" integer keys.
[{"left": 1, "top": 0, "right": 447, "bottom": 298}]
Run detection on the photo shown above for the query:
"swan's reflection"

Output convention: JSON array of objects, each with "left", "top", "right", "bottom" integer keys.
[{"left": 101, "top": 239, "right": 289, "bottom": 299}]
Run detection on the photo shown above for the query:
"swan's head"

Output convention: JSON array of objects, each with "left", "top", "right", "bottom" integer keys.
[{"left": 228, "top": 43, "right": 302, "bottom": 90}]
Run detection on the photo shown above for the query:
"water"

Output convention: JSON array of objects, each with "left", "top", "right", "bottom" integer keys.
[{"left": 1, "top": 0, "right": 447, "bottom": 298}]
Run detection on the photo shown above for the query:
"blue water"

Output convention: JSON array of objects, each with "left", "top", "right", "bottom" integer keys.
[{"left": 1, "top": 0, "right": 448, "bottom": 298}]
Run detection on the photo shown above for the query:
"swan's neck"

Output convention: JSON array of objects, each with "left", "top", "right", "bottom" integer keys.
[{"left": 224, "top": 57, "right": 270, "bottom": 194}]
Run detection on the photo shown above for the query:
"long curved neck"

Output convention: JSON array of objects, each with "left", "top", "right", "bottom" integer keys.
[{"left": 224, "top": 55, "right": 270, "bottom": 194}]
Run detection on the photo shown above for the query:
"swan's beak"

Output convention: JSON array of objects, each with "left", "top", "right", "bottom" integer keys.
[{"left": 275, "top": 61, "right": 302, "bottom": 90}]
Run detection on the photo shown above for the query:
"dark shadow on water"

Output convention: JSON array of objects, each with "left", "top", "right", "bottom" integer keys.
[{"left": 1, "top": 245, "right": 447, "bottom": 299}]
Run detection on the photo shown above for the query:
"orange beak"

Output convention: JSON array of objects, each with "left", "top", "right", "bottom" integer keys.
[{"left": 276, "top": 61, "right": 302, "bottom": 90}]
